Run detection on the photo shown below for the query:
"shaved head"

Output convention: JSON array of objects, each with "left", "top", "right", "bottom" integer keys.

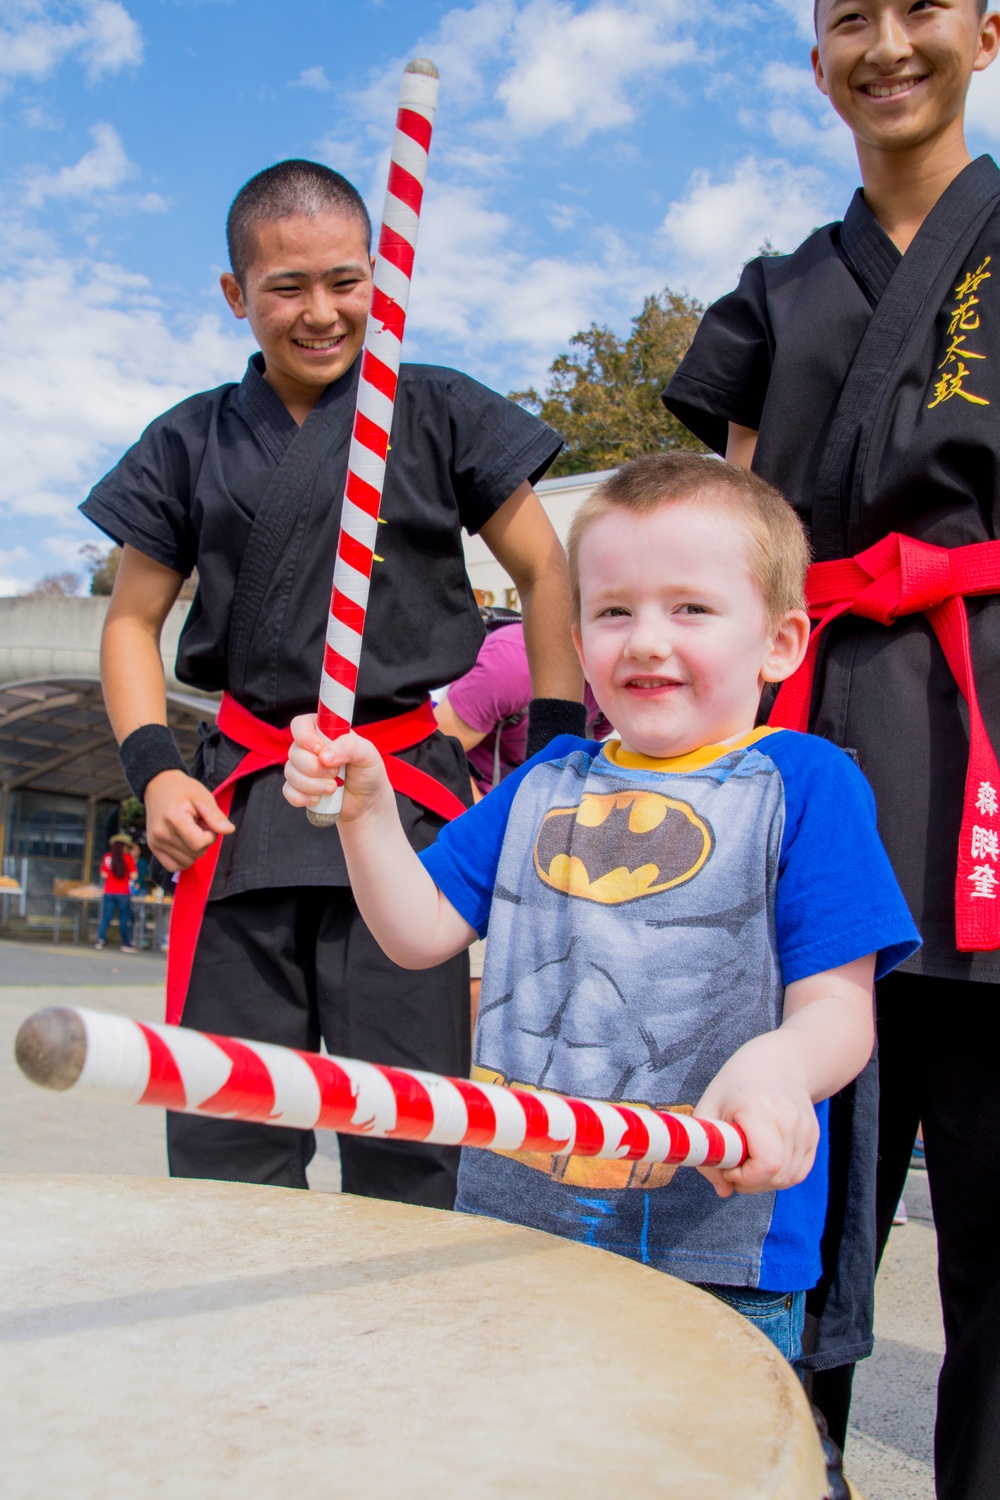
[{"left": 227, "top": 160, "right": 372, "bottom": 287}]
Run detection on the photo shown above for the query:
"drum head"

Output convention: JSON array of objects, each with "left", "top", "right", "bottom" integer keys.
[{"left": 1, "top": 1175, "right": 827, "bottom": 1498}]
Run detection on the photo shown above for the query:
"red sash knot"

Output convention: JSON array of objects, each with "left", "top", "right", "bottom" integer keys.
[
  {"left": 770, "top": 533, "right": 1000, "bottom": 952},
  {"left": 166, "top": 693, "right": 467, "bottom": 1023}
]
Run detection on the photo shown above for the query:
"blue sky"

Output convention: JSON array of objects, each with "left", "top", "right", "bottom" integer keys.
[{"left": 1, "top": 0, "right": 998, "bottom": 593}]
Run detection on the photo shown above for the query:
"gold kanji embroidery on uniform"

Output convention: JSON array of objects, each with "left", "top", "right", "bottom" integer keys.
[{"left": 928, "top": 257, "right": 991, "bottom": 410}]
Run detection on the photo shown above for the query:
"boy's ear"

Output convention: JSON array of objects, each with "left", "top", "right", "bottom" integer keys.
[
  {"left": 974, "top": 12, "right": 1000, "bottom": 75},
  {"left": 811, "top": 44, "right": 829, "bottom": 98},
  {"left": 220, "top": 272, "right": 248, "bottom": 321},
  {"left": 761, "top": 609, "right": 811, "bottom": 685}
]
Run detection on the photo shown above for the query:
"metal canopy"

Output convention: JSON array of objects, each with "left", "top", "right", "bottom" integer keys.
[{"left": 0, "top": 679, "right": 210, "bottom": 801}]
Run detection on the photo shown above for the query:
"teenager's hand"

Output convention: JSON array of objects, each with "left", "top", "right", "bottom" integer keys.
[
  {"left": 144, "top": 770, "right": 236, "bottom": 871},
  {"left": 283, "top": 714, "right": 393, "bottom": 822},
  {"left": 693, "top": 1037, "right": 820, "bottom": 1199}
]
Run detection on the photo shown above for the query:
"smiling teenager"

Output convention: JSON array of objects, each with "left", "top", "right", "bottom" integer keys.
[
  {"left": 664, "top": 3, "right": 1000, "bottom": 1492},
  {"left": 82, "top": 160, "right": 583, "bottom": 1210}
]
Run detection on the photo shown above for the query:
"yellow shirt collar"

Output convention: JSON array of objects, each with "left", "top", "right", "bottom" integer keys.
[{"left": 601, "top": 725, "right": 782, "bottom": 775}]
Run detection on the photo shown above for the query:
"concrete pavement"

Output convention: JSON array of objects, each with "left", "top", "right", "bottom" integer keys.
[{"left": 1, "top": 940, "right": 940, "bottom": 1496}]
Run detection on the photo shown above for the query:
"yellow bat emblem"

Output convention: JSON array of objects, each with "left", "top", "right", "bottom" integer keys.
[{"left": 533, "top": 790, "right": 713, "bottom": 904}]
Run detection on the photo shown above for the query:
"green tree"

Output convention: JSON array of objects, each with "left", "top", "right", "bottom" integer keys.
[
  {"left": 81, "top": 543, "right": 121, "bottom": 596},
  {"left": 81, "top": 542, "right": 199, "bottom": 600},
  {"left": 511, "top": 289, "right": 707, "bottom": 477}
]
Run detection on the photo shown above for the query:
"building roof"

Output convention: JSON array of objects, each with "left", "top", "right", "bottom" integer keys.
[{"left": 0, "top": 597, "right": 217, "bottom": 801}]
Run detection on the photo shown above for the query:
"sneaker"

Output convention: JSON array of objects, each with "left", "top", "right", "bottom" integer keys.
[
  {"left": 120, "top": 945, "right": 138, "bottom": 954},
  {"left": 94, "top": 939, "right": 105, "bottom": 950},
  {"left": 893, "top": 1198, "right": 908, "bottom": 1226}
]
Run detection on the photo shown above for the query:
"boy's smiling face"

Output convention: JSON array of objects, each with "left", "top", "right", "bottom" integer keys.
[
  {"left": 220, "top": 211, "right": 373, "bottom": 411},
  {"left": 571, "top": 498, "right": 808, "bottom": 762},
  {"left": 812, "top": 0, "right": 1000, "bottom": 155}
]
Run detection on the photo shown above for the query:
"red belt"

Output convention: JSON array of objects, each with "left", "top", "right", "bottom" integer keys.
[
  {"left": 770, "top": 533, "right": 1000, "bottom": 952},
  {"left": 165, "top": 692, "right": 467, "bottom": 1023}
]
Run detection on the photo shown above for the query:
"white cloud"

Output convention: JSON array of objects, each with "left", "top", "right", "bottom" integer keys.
[
  {"left": 759, "top": 61, "right": 856, "bottom": 167},
  {"left": 294, "top": 65, "right": 332, "bottom": 92},
  {"left": 354, "top": 0, "right": 696, "bottom": 143},
  {"left": 314, "top": 135, "right": 369, "bottom": 180},
  {"left": 967, "top": 64, "right": 1000, "bottom": 143},
  {"left": 660, "top": 155, "right": 837, "bottom": 300},
  {"left": 404, "top": 178, "right": 655, "bottom": 389},
  {"left": 497, "top": 0, "right": 695, "bottom": 139},
  {"left": 0, "top": 545, "right": 30, "bottom": 595},
  {"left": 25, "top": 121, "right": 137, "bottom": 204},
  {"left": 771, "top": 0, "right": 814, "bottom": 41},
  {"left": 0, "top": 1, "right": 142, "bottom": 83},
  {"left": 0, "top": 248, "right": 253, "bottom": 527}
]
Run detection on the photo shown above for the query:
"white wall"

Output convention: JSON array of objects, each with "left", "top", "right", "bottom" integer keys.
[{"left": 462, "top": 469, "right": 608, "bottom": 608}]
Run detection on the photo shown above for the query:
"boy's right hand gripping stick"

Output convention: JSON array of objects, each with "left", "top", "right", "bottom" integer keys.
[
  {"left": 15, "top": 1006, "right": 748, "bottom": 1171},
  {"left": 309, "top": 59, "right": 440, "bottom": 827}
]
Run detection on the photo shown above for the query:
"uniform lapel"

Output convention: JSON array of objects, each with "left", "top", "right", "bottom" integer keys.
[
  {"left": 810, "top": 156, "right": 1000, "bottom": 560},
  {"left": 227, "top": 357, "right": 360, "bottom": 699}
]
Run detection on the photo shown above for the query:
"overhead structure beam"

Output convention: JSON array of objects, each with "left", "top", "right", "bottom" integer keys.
[{"left": 7, "top": 734, "right": 119, "bottom": 792}]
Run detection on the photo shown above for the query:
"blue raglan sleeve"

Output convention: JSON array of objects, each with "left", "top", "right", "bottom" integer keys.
[
  {"left": 419, "top": 736, "right": 594, "bottom": 937},
  {"left": 766, "top": 733, "right": 921, "bottom": 984}
]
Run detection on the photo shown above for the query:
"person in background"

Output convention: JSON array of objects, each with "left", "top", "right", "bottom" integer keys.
[
  {"left": 95, "top": 834, "right": 138, "bottom": 952},
  {"left": 434, "top": 615, "right": 612, "bottom": 1023},
  {"left": 435, "top": 615, "right": 612, "bottom": 797}
]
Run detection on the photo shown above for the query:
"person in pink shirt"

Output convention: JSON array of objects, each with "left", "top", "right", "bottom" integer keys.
[
  {"left": 435, "top": 620, "right": 611, "bottom": 796},
  {"left": 434, "top": 617, "right": 611, "bottom": 1025}
]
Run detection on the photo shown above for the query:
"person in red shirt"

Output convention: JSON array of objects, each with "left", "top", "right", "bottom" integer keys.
[{"left": 95, "top": 834, "right": 138, "bottom": 952}]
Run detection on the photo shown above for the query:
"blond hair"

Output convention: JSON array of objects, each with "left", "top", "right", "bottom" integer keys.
[{"left": 567, "top": 453, "right": 810, "bottom": 626}]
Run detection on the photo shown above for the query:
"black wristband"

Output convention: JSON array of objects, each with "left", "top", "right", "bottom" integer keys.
[
  {"left": 119, "top": 724, "right": 188, "bottom": 801},
  {"left": 525, "top": 698, "right": 588, "bottom": 760}
]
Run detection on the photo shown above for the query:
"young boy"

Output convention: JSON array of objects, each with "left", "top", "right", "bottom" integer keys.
[
  {"left": 283, "top": 453, "right": 919, "bottom": 1361},
  {"left": 81, "top": 159, "right": 583, "bottom": 1208},
  {"left": 663, "top": 2, "right": 1000, "bottom": 1484}
]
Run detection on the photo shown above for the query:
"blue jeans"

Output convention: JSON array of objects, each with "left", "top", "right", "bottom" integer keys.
[
  {"left": 704, "top": 1284, "right": 806, "bottom": 1364},
  {"left": 98, "top": 893, "right": 133, "bottom": 946}
]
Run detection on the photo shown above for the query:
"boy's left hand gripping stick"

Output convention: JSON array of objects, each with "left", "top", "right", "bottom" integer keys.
[
  {"left": 14, "top": 1007, "right": 748, "bottom": 1171},
  {"left": 308, "top": 58, "right": 440, "bottom": 828}
]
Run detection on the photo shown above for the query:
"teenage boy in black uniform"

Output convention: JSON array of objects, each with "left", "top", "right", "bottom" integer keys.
[
  {"left": 663, "top": 5, "right": 1000, "bottom": 1494},
  {"left": 83, "top": 161, "right": 583, "bottom": 1211}
]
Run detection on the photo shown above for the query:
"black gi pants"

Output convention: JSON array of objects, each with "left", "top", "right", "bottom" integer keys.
[
  {"left": 812, "top": 973, "right": 1000, "bottom": 1500},
  {"left": 166, "top": 887, "right": 470, "bottom": 1208}
]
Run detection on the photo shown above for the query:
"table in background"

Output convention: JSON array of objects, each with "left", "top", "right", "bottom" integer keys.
[{"left": 131, "top": 894, "right": 172, "bottom": 952}]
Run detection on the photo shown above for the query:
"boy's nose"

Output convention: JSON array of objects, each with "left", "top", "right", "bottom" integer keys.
[
  {"left": 624, "top": 620, "right": 670, "bottom": 663},
  {"left": 302, "top": 289, "right": 340, "bottom": 329},
  {"left": 866, "top": 10, "right": 913, "bottom": 69}
]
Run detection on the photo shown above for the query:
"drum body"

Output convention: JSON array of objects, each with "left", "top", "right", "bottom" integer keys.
[{"left": 0, "top": 1175, "right": 829, "bottom": 1499}]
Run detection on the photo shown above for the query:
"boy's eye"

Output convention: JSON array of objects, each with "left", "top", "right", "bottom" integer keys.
[
  {"left": 677, "top": 603, "right": 710, "bottom": 615},
  {"left": 597, "top": 606, "right": 630, "bottom": 618}
]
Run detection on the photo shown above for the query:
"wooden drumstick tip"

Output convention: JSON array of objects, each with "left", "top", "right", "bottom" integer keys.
[
  {"left": 306, "top": 809, "right": 341, "bottom": 828},
  {"left": 406, "top": 58, "right": 439, "bottom": 78},
  {"left": 15, "top": 1007, "right": 87, "bottom": 1091}
]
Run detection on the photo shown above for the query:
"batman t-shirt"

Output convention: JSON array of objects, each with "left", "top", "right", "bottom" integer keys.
[{"left": 420, "top": 727, "right": 919, "bottom": 1292}]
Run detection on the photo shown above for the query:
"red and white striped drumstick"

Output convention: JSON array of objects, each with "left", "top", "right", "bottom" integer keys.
[
  {"left": 309, "top": 58, "right": 440, "bottom": 828},
  {"left": 15, "top": 1007, "right": 748, "bottom": 1171}
]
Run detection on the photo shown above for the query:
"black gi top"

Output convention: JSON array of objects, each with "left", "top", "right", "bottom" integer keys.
[
  {"left": 665, "top": 155, "right": 1000, "bottom": 984},
  {"left": 81, "top": 353, "right": 562, "bottom": 894}
]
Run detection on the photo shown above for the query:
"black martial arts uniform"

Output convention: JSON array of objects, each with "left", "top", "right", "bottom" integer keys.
[
  {"left": 664, "top": 155, "right": 1000, "bottom": 1497},
  {"left": 82, "top": 352, "right": 561, "bottom": 1207}
]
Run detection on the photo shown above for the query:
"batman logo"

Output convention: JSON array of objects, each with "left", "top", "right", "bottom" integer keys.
[{"left": 533, "top": 790, "right": 713, "bottom": 904}]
